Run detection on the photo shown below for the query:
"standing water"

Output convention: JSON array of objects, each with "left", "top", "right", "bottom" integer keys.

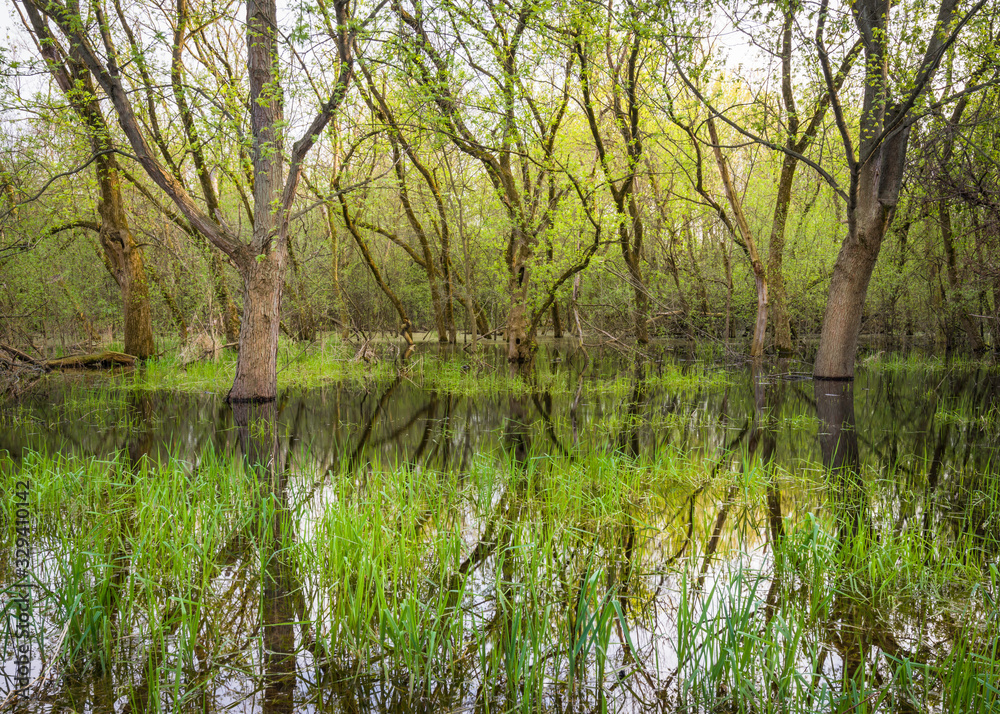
[{"left": 1, "top": 343, "right": 998, "bottom": 712}]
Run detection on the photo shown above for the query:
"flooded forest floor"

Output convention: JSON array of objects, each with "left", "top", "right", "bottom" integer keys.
[{"left": 0, "top": 341, "right": 998, "bottom": 713}]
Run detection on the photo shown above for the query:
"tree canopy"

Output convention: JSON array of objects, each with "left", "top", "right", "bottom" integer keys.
[{"left": 1, "top": 0, "right": 998, "bottom": 391}]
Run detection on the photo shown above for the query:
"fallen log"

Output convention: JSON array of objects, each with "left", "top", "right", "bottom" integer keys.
[
  {"left": 0, "top": 343, "right": 47, "bottom": 370},
  {"left": 45, "top": 351, "right": 137, "bottom": 370}
]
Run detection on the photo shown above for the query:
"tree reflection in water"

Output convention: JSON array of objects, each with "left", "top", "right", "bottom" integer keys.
[
  {"left": 815, "top": 380, "right": 868, "bottom": 544},
  {"left": 3, "top": 347, "right": 997, "bottom": 711},
  {"left": 233, "top": 399, "right": 299, "bottom": 714}
]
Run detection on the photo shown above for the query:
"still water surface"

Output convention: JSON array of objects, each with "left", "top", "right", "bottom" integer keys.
[{"left": 1, "top": 344, "right": 997, "bottom": 712}]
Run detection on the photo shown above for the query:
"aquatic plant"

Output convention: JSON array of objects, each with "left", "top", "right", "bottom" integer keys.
[{"left": 1, "top": 433, "right": 996, "bottom": 711}]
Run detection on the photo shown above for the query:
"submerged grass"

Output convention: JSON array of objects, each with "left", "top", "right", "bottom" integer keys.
[
  {"left": 671, "top": 467, "right": 1000, "bottom": 713},
  {"left": 1, "top": 350, "right": 997, "bottom": 711},
  {"left": 861, "top": 350, "right": 999, "bottom": 374},
  {"left": 1, "top": 429, "right": 998, "bottom": 712},
  {"left": 19, "top": 338, "right": 731, "bottom": 399}
]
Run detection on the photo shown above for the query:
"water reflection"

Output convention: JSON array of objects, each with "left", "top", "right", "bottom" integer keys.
[
  {"left": 3, "top": 350, "right": 997, "bottom": 485},
  {"left": 1, "top": 346, "right": 998, "bottom": 712},
  {"left": 815, "top": 380, "right": 868, "bottom": 543},
  {"left": 230, "top": 401, "right": 283, "bottom": 712}
]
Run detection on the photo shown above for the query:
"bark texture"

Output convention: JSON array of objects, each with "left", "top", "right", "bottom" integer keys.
[
  {"left": 507, "top": 230, "right": 533, "bottom": 364},
  {"left": 814, "top": 235, "right": 882, "bottom": 378},
  {"left": 813, "top": 0, "right": 963, "bottom": 378},
  {"left": 96, "top": 161, "right": 155, "bottom": 359}
]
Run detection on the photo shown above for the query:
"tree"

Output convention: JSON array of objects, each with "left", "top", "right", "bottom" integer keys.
[
  {"left": 766, "top": 4, "right": 861, "bottom": 354},
  {"left": 17, "top": 3, "right": 155, "bottom": 359},
  {"left": 662, "top": 0, "right": 862, "bottom": 356},
  {"left": 389, "top": 0, "right": 577, "bottom": 365},
  {"left": 914, "top": 52, "right": 1000, "bottom": 351},
  {"left": 354, "top": 67, "right": 460, "bottom": 344},
  {"left": 19, "top": 0, "right": 366, "bottom": 399},
  {"left": 573, "top": 1, "right": 653, "bottom": 343},
  {"left": 658, "top": 90, "right": 770, "bottom": 351},
  {"left": 812, "top": 0, "right": 991, "bottom": 378}
]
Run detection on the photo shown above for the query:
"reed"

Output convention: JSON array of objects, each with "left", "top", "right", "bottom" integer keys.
[{"left": 1, "top": 370, "right": 997, "bottom": 711}]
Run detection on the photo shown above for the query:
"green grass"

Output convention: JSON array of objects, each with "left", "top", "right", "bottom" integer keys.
[
  {"left": 861, "top": 350, "right": 999, "bottom": 375},
  {"left": 1, "top": 433, "right": 997, "bottom": 711},
  {"left": 934, "top": 402, "right": 1000, "bottom": 430},
  {"left": 5, "top": 338, "right": 730, "bottom": 401},
  {"left": 0, "top": 350, "right": 996, "bottom": 711}
]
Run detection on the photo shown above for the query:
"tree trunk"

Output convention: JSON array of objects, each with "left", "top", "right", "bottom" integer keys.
[
  {"left": 547, "top": 239, "right": 563, "bottom": 339},
  {"left": 707, "top": 116, "right": 767, "bottom": 357},
  {"left": 507, "top": 297, "right": 531, "bottom": 363},
  {"left": 625, "top": 190, "right": 649, "bottom": 345},
  {"left": 20, "top": 2, "right": 156, "bottom": 360},
  {"left": 813, "top": 0, "right": 960, "bottom": 377},
  {"left": 626, "top": 252, "right": 650, "bottom": 343},
  {"left": 576, "top": 30, "right": 649, "bottom": 347},
  {"left": 172, "top": 0, "right": 238, "bottom": 347},
  {"left": 389, "top": 141, "right": 447, "bottom": 342},
  {"left": 720, "top": 236, "right": 733, "bottom": 339},
  {"left": 752, "top": 273, "right": 768, "bottom": 357},
  {"left": 940, "top": 201, "right": 984, "bottom": 351},
  {"left": 765, "top": 1, "right": 861, "bottom": 356},
  {"left": 90, "top": 157, "right": 156, "bottom": 359},
  {"left": 96, "top": 171, "right": 155, "bottom": 359},
  {"left": 454, "top": 291, "right": 489, "bottom": 337},
  {"left": 476, "top": 302, "right": 490, "bottom": 337},
  {"left": 814, "top": 227, "right": 880, "bottom": 379},
  {"left": 665, "top": 231, "right": 691, "bottom": 333},
  {"left": 119, "top": 241, "right": 155, "bottom": 358},
  {"left": 814, "top": 114, "right": 911, "bottom": 379},
  {"left": 506, "top": 247, "right": 533, "bottom": 364},
  {"left": 26, "top": 0, "right": 355, "bottom": 402},
  {"left": 322, "top": 204, "right": 351, "bottom": 336},
  {"left": 648, "top": 167, "right": 692, "bottom": 336},
  {"left": 686, "top": 226, "right": 710, "bottom": 316},
  {"left": 228, "top": 0, "right": 288, "bottom": 402},
  {"left": 429, "top": 277, "right": 449, "bottom": 342},
  {"left": 229, "top": 259, "right": 283, "bottom": 401},
  {"left": 443, "top": 260, "right": 457, "bottom": 344},
  {"left": 571, "top": 273, "right": 584, "bottom": 346},
  {"left": 768, "top": 154, "right": 796, "bottom": 354},
  {"left": 463, "top": 252, "right": 478, "bottom": 353}
]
